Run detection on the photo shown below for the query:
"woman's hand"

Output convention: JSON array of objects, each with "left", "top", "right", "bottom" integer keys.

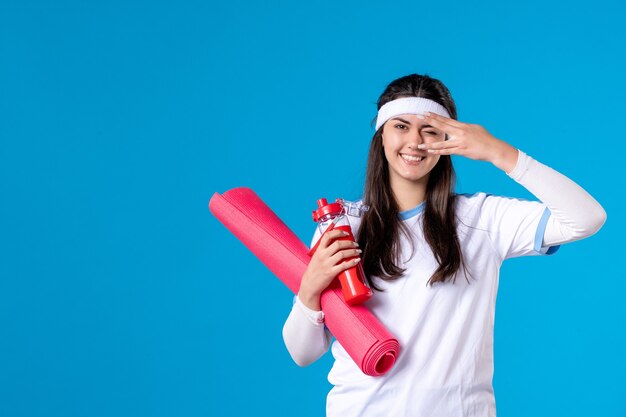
[
  {"left": 298, "top": 229, "right": 362, "bottom": 311},
  {"left": 417, "top": 112, "right": 520, "bottom": 173}
]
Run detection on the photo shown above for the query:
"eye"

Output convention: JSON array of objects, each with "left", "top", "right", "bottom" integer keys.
[
  {"left": 394, "top": 124, "right": 408, "bottom": 130},
  {"left": 424, "top": 131, "right": 438, "bottom": 135}
]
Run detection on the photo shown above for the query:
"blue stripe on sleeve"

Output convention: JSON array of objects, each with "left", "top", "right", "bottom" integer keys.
[{"left": 534, "top": 207, "right": 561, "bottom": 255}]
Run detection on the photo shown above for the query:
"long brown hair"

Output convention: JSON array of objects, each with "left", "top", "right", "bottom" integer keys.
[{"left": 357, "top": 73, "right": 470, "bottom": 290}]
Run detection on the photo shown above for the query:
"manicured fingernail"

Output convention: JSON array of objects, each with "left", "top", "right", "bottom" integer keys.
[
  {"left": 417, "top": 144, "right": 426, "bottom": 149},
  {"left": 416, "top": 114, "right": 425, "bottom": 119},
  {"left": 353, "top": 241, "right": 359, "bottom": 246},
  {"left": 356, "top": 249, "right": 362, "bottom": 253},
  {"left": 354, "top": 258, "right": 361, "bottom": 263},
  {"left": 342, "top": 231, "right": 349, "bottom": 236},
  {"left": 427, "top": 149, "right": 435, "bottom": 153}
]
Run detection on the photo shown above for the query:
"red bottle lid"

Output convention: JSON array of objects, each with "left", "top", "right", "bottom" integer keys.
[{"left": 312, "top": 198, "right": 343, "bottom": 222}]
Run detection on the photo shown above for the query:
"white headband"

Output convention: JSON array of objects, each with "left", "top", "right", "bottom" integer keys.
[{"left": 375, "top": 97, "right": 451, "bottom": 130}]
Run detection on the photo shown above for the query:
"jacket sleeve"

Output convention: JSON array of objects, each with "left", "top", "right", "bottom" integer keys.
[
  {"left": 282, "top": 294, "right": 332, "bottom": 367},
  {"left": 282, "top": 227, "right": 332, "bottom": 367},
  {"left": 506, "top": 149, "right": 607, "bottom": 247}
]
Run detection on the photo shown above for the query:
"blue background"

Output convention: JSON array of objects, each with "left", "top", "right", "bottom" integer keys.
[{"left": 1, "top": 0, "right": 624, "bottom": 416}]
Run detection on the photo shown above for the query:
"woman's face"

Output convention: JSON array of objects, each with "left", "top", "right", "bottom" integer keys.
[{"left": 381, "top": 113, "right": 446, "bottom": 186}]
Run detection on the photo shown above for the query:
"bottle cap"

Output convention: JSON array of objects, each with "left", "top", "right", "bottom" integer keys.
[{"left": 312, "top": 198, "right": 343, "bottom": 222}]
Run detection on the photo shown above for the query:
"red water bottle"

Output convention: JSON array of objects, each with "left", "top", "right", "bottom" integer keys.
[{"left": 309, "top": 198, "right": 372, "bottom": 306}]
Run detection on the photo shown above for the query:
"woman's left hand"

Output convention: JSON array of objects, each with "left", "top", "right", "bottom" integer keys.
[{"left": 417, "top": 112, "right": 519, "bottom": 173}]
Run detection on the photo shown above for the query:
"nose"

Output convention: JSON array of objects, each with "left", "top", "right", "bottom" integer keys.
[{"left": 407, "top": 130, "right": 425, "bottom": 148}]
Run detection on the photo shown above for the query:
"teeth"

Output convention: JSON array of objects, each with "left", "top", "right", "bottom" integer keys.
[{"left": 401, "top": 154, "right": 424, "bottom": 162}]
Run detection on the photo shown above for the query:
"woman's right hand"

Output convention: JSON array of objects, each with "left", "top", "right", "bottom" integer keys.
[{"left": 298, "top": 229, "right": 362, "bottom": 311}]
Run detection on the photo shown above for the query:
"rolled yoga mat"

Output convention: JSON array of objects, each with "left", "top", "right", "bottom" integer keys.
[{"left": 209, "top": 187, "right": 400, "bottom": 376}]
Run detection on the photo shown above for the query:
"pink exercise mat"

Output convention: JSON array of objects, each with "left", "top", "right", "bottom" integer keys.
[{"left": 208, "top": 187, "right": 399, "bottom": 376}]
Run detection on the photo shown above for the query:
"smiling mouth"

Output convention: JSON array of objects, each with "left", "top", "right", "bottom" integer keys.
[{"left": 400, "top": 154, "right": 425, "bottom": 162}]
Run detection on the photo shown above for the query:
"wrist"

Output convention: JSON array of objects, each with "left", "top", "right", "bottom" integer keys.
[
  {"left": 295, "top": 294, "right": 325, "bottom": 325},
  {"left": 297, "top": 287, "right": 322, "bottom": 311},
  {"left": 490, "top": 141, "right": 519, "bottom": 174}
]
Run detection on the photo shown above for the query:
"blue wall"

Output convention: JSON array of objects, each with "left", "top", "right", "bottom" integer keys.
[{"left": 1, "top": 1, "right": 624, "bottom": 416}]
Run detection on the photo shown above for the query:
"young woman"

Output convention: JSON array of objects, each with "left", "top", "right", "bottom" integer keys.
[{"left": 282, "top": 73, "right": 606, "bottom": 417}]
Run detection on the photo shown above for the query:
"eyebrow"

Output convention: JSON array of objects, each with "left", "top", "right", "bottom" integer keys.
[{"left": 391, "top": 117, "right": 435, "bottom": 129}]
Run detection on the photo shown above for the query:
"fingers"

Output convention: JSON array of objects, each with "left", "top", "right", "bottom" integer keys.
[
  {"left": 330, "top": 256, "right": 361, "bottom": 275},
  {"left": 425, "top": 147, "right": 457, "bottom": 155},
  {"left": 424, "top": 112, "right": 464, "bottom": 128},
  {"left": 326, "top": 238, "right": 359, "bottom": 256},
  {"left": 303, "top": 233, "right": 361, "bottom": 295},
  {"left": 329, "top": 247, "right": 362, "bottom": 265},
  {"left": 417, "top": 137, "right": 460, "bottom": 155},
  {"left": 320, "top": 229, "right": 348, "bottom": 249},
  {"left": 422, "top": 137, "right": 460, "bottom": 149},
  {"left": 420, "top": 113, "right": 464, "bottom": 138},
  {"left": 318, "top": 233, "right": 361, "bottom": 271},
  {"left": 420, "top": 114, "right": 452, "bottom": 133}
]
